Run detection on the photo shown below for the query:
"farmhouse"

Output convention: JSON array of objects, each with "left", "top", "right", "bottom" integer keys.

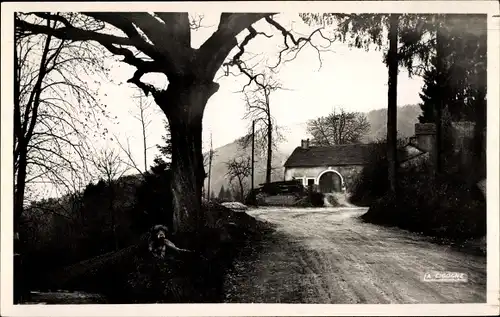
[
  {"left": 283, "top": 140, "right": 376, "bottom": 193},
  {"left": 282, "top": 122, "right": 460, "bottom": 194}
]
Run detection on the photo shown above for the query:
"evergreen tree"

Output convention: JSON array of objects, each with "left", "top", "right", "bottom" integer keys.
[
  {"left": 218, "top": 185, "right": 226, "bottom": 201},
  {"left": 224, "top": 187, "right": 233, "bottom": 202},
  {"left": 151, "top": 121, "right": 172, "bottom": 171},
  {"left": 418, "top": 55, "right": 470, "bottom": 124},
  {"left": 419, "top": 15, "right": 486, "bottom": 125}
]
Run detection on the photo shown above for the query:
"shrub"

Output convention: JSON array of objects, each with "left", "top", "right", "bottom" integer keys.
[
  {"left": 350, "top": 141, "right": 391, "bottom": 206},
  {"left": 133, "top": 169, "right": 173, "bottom": 232},
  {"left": 308, "top": 191, "right": 325, "bottom": 207},
  {"left": 324, "top": 194, "right": 340, "bottom": 207},
  {"left": 362, "top": 165, "right": 486, "bottom": 241},
  {"left": 244, "top": 188, "right": 259, "bottom": 206}
]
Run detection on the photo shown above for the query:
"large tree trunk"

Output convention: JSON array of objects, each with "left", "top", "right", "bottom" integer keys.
[
  {"left": 161, "top": 79, "right": 219, "bottom": 234},
  {"left": 14, "top": 148, "right": 28, "bottom": 303},
  {"left": 14, "top": 149, "right": 28, "bottom": 243},
  {"left": 387, "top": 14, "right": 399, "bottom": 194}
]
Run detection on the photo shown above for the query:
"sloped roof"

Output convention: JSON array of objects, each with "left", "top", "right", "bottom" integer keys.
[
  {"left": 399, "top": 143, "right": 427, "bottom": 163},
  {"left": 284, "top": 144, "right": 379, "bottom": 167}
]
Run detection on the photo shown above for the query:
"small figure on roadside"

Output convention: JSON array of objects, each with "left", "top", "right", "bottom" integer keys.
[{"left": 147, "top": 224, "right": 192, "bottom": 259}]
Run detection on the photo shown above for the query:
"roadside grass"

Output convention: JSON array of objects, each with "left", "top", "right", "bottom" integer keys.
[{"left": 21, "top": 202, "right": 276, "bottom": 303}]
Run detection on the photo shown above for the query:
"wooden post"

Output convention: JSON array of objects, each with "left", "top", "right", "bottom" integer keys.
[
  {"left": 207, "top": 133, "right": 213, "bottom": 200},
  {"left": 251, "top": 120, "right": 255, "bottom": 192},
  {"left": 387, "top": 13, "right": 400, "bottom": 195}
]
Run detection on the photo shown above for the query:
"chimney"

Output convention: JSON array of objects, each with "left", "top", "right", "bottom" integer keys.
[
  {"left": 301, "top": 139, "right": 310, "bottom": 149},
  {"left": 414, "top": 123, "right": 436, "bottom": 159}
]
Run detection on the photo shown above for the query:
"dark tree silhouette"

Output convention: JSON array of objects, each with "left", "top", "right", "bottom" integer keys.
[{"left": 217, "top": 185, "right": 226, "bottom": 201}]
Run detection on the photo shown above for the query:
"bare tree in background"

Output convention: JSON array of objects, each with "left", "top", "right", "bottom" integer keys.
[
  {"left": 90, "top": 148, "right": 130, "bottom": 250},
  {"left": 18, "top": 12, "right": 335, "bottom": 233},
  {"left": 115, "top": 90, "right": 156, "bottom": 176},
  {"left": 307, "top": 107, "right": 370, "bottom": 145},
  {"left": 225, "top": 156, "right": 252, "bottom": 202},
  {"left": 238, "top": 73, "right": 285, "bottom": 184},
  {"left": 14, "top": 13, "right": 111, "bottom": 239},
  {"left": 205, "top": 133, "right": 216, "bottom": 200},
  {"left": 132, "top": 89, "right": 154, "bottom": 173}
]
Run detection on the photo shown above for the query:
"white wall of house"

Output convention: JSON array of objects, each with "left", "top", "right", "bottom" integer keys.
[{"left": 284, "top": 165, "right": 364, "bottom": 192}]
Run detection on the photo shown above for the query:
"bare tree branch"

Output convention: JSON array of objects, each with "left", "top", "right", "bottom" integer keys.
[
  {"left": 307, "top": 107, "right": 371, "bottom": 145},
  {"left": 225, "top": 156, "right": 251, "bottom": 201}
]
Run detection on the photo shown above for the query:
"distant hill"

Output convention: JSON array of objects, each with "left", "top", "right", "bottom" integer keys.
[
  {"left": 364, "top": 104, "right": 423, "bottom": 142},
  {"left": 204, "top": 104, "right": 422, "bottom": 196}
]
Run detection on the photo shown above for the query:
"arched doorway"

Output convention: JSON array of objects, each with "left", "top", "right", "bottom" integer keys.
[{"left": 318, "top": 171, "right": 343, "bottom": 193}]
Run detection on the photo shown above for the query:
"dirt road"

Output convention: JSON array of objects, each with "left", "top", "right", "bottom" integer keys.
[{"left": 224, "top": 207, "right": 486, "bottom": 303}]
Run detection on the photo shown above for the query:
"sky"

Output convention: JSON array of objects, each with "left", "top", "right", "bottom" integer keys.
[{"left": 97, "top": 13, "right": 424, "bottom": 168}]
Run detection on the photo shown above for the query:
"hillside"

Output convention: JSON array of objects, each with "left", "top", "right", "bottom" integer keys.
[
  {"left": 364, "top": 104, "right": 423, "bottom": 142},
  {"left": 204, "top": 104, "right": 422, "bottom": 196}
]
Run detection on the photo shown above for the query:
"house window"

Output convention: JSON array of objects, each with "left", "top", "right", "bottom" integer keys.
[{"left": 306, "top": 178, "right": 315, "bottom": 186}]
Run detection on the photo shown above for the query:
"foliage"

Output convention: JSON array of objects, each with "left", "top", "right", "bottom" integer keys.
[
  {"left": 224, "top": 187, "right": 233, "bottom": 201},
  {"left": 218, "top": 185, "right": 227, "bottom": 201},
  {"left": 307, "top": 190, "right": 325, "bottom": 207},
  {"left": 362, "top": 165, "right": 486, "bottom": 241},
  {"left": 153, "top": 120, "right": 173, "bottom": 170},
  {"left": 300, "top": 13, "right": 436, "bottom": 74},
  {"left": 350, "top": 139, "right": 410, "bottom": 206},
  {"left": 307, "top": 107, "right": 370, "bottom": 145},
  {"left": 418, "top": 15, "right": 486, "bottom": 124},
  {"left": 244, "top": 188, "right": 259, "bottom": 206},
  {"left": 133, "top": 162, "right": 174, "bottom": 233},
  {"left": 18, "top": 175, "right": 141, "bottom": 290}
]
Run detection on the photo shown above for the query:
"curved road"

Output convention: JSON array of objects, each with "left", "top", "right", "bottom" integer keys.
[{"left": 224, "top": 207, "right": 486, "bottom": 303}]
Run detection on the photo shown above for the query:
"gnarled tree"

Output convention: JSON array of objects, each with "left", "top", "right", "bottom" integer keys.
[{"left": 17, "top": 12, "right": 330, "bottom": 234}]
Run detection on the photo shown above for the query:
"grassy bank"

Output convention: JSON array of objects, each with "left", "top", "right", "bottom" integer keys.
[{"left": 25, "top": 202, "right": 274, "bottom": 303}]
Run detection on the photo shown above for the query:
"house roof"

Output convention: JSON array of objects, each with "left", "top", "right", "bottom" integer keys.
[
  {"left": 283, "top": 143, "right": 379, "bottom": 167},
  {"left": 399, "top": 143, "right": 427, "bottom": 163},
  {"left": 284, "top": 142, "right": 429, "bottom": 168}
]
